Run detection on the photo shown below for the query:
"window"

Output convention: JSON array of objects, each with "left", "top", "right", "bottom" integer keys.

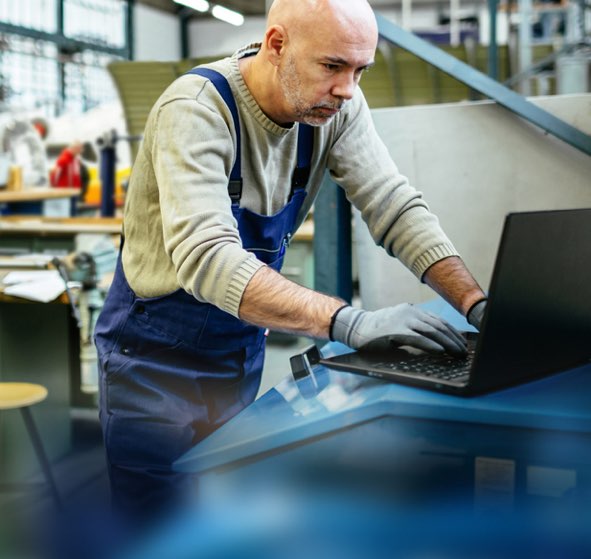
[{"left": 0, "top": 0, "right": 130, "bottom": 117}]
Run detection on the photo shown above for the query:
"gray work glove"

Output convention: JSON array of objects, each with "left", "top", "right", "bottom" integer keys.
[
  {"left": 467, "top": 299, "right": 487, "bottom": 331},
  {"left": 331, "top": 304, "right": 467, "bottom": 356}
]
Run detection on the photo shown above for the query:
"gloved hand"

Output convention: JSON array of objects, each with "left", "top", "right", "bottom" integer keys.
[
  {"left": 467, "top": 299, "right": 487, "bottom": 331},
  {"left": 331, "top": 304, "right": 467, "bottom": 356}
]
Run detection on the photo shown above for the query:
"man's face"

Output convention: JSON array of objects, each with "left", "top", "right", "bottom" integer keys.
[{"left": 276, "top": 29, "right": 376, "bottom": 126}]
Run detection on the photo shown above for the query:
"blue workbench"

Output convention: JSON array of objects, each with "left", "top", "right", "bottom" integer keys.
[
  {"left": 176, "top": 299, "right": 591, "bottom": 474},
  {"left": 123, "top": 300, "right": 591, "bottom": 559}
]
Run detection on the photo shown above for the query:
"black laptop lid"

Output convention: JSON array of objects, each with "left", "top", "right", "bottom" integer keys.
[{"left": 470, "top": 208, "right": 591, "bottom": 392}]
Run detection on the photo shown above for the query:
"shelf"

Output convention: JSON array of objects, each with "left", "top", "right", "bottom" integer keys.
[
  {"left": 0, "top": 216, "right": 122, "bottom": 235},
  {"left": 0, "top": 187, "right": 80, "bottom": 203}
]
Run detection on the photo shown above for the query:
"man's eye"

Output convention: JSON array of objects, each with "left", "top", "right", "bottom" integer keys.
[{"left": 324, "top": 64, "right": 339, "bottom": 71}]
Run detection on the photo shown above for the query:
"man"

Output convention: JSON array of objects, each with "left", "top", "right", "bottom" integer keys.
[
  {"left": 50, "top": 141, "right": 84, "bottom": 188},
  {"left": 50, "top": 140, "right": 90, "bottom": 204},
  {"left": 95, "top": 0, "right": 486, "bottom": 522}
]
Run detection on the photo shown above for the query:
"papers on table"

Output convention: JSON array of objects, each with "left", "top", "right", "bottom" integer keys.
[
  {"left": 2, "top": 270, "right": 66, "bottom": 303},
  {"left": 0, "top": 253, "right": 57, "bottom": 269}
]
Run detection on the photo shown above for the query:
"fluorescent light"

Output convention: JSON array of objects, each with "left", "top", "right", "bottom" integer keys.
[
  {"left": 211, "top": 5, "right": 244, "bottom": 26},
  {"left": 173, "top": 0, "right": 210, "bottom": 13}
]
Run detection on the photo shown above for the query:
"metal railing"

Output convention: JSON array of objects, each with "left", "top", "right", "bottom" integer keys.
[{"left": 376, "top": 13, "right": 591, "bottom": 157}]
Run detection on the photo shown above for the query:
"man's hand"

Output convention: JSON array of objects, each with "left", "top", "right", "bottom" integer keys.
[{"left": 331, "top": 304, "right": 468, "bottom": 355}]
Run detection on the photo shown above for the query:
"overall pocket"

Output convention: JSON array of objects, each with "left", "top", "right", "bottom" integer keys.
[
  {"left": 245, "top": 232, "right": 291, "bottom": 270},
  {"left": 104, "top": 312, "right": 246, "bottom": 384}
]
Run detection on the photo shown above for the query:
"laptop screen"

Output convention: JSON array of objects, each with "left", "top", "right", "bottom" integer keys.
[{"left": 470, "top": 208, "right": 591, "bottom": 392}]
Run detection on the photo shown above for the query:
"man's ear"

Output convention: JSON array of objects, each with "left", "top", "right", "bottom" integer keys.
[{"left": 264, "top": 25, "right": 287, "bottom": 66}]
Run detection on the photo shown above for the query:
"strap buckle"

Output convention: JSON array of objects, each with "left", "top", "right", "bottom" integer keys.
[
  {"left": 228, "top": 178, "right": 243, "bottom": 203},
  {"left": 291, "top": 167, "right": 311, "bottom": 189}
]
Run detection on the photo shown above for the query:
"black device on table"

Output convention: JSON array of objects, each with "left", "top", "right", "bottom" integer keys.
[{"left": 303, "top": 209, "right": 591, "bottom": 396}]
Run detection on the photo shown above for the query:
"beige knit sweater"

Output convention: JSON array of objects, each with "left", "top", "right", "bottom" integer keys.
[{"left": 121, "top": 45, "right": 458, "bottom": 318}]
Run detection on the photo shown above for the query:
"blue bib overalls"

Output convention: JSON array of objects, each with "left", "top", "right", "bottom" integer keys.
[{"left": 94, "top": 68, "right": 313, "bottom": 519}]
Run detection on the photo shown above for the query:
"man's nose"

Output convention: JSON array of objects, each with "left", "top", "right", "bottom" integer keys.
[{"left": 331, "top": 71, "right": 357, "bottom": 101}]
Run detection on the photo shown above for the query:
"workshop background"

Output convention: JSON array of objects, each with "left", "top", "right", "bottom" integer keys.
[{"left": 0, "top": 1, "right": 589, "bottom": 558}]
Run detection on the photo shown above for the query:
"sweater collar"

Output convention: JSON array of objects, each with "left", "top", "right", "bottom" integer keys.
[{"left": 230, "top": 44, "right": 295, "bottom": 137}]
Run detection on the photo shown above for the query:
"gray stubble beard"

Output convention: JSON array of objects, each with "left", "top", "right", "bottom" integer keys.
[{"left": 278, "top": 54, "right": 345, "bottom": 127}]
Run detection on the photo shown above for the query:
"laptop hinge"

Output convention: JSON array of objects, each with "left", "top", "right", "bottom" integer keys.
[
  {"left": 289, "top": 344, "right": 321, "bottom": 380},
  {"left": 289, "top": 345, "right": 323, "bottom": 399}
]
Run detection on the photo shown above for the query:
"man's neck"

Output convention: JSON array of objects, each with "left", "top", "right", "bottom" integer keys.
[{"left": 239, "top": 53, "right": 292, "bottom": 127}]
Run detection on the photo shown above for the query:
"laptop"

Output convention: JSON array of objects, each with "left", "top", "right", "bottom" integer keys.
[{"left": 309, "top": 208, "right": 591, "bottom": 396}]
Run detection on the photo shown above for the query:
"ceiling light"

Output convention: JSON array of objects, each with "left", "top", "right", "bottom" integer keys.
[
  {"left": 173, "top": 0, "right": 210, "bottom": 13},
  {"left": 211, "top": 5, "right": 244, "bottom": 26}
]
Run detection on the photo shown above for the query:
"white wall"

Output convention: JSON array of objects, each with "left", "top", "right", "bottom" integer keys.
[
  {"left": 187, "top": 16, "right": 267, "bottom": 58},
  {"left": 377, "top": 4, "right": 482, "bottom": 33},
  {"left": 137, "top": 2, "right": 486, "bottom": 59},
  {"left": 357, "top": 94, "right": 591, "bottom": 310},
  {"left": 378, "top": 7, "right": 440, "bottom": 30},
  {"left": 478, "top": 8, "right": 510, "bottom": 46},
  {"left": 184, "top": 8, "right": 470, "bottom": 59},
  {"left": 134, "top": 3, "right": 181, "bottom": 61}
]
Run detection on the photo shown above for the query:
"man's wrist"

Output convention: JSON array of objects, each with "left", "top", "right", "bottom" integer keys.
[
  {"left": 461, "top": 291, "right": 488, "bottom": 318},
  {"left": 329, "top": 304, "right": 351, "bottom": 341},
  {"left": 466, "top": 296, "right": 488, "bottom": 318},
  {"left": 467, "top": 298, "right": 488, "bottom": 329}
]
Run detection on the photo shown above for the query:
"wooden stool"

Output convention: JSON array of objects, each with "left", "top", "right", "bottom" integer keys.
[{"left": 0, "top": 382, "right": 62, "bottom": 510}]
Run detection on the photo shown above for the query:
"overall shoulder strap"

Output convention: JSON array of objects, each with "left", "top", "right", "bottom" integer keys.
[
  {"left": 291, "top": 123, "right": 314, "bottom": 196},
  {"left": 187, "top": 67, "right": 315, "bottom": 204},
  {"left": 185, "top": 67, "right": 243, "bottom": 204}
]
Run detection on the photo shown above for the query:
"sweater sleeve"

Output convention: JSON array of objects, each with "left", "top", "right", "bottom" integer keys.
[
  {"left": 151, "top": 87, "right": 264, "bottom": 317},
  {"left": 327, "top": 90, "right": 459, "bottom": 279}
]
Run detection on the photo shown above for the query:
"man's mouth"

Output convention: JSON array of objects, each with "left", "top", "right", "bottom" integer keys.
[{"left": 314, "top": 106, "right": 340, "bottom": 116}]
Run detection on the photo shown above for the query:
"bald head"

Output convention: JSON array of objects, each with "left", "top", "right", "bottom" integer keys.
[
  {"left": 267, "top": 0, "right": 377, "bottom": 49},
  {"left": 243, "top": 0, "right": 377, "bottom": 125}
]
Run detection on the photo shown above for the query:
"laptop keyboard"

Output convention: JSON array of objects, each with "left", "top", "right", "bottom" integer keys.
[{"left": 372, "top": 347, "right": 475, "bottom": 384}]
